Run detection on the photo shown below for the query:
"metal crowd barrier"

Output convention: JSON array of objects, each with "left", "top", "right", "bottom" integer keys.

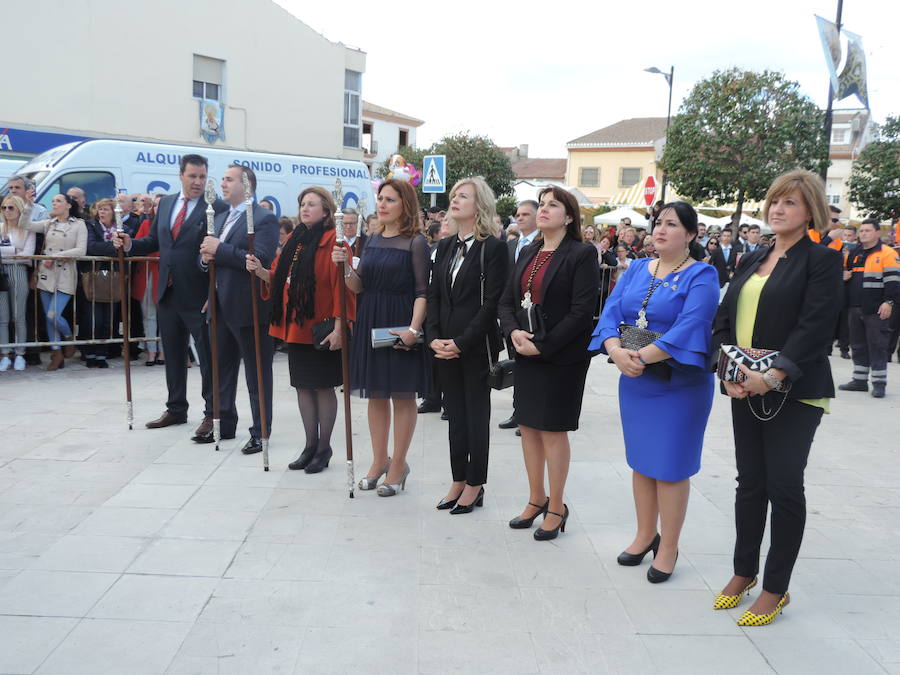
[{"left": 0, "top": 254, "right": 160, "bottom": 351}]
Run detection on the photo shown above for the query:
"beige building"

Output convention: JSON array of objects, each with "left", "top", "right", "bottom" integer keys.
[
  {"left": 565, "top": 118, "right": 667, "bottom": 205},
  {"left": 1, "top": 0, "right": 365, "bottom": 161},
  {"left": 825, "top": 109, "right": 876, "bottom": 220}
]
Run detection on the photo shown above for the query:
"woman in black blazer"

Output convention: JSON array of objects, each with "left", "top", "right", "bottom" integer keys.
[
  {"left": 427, "top": 177, "right": 508, "bottom": 514},
  {"left": 498, "top": 186, "right": 601, "bottom": 540},
  {"left": 712, "top": 170, "right": 842, "bottom": 626}
]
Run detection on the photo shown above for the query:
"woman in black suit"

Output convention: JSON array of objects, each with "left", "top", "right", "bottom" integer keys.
[
  {"left": 712, "top": 170, "right": 842, "bottom": 626},
  {"left": 498, "top": 186, "right": 601, "bottom": 540},
  {"left": 427, "top": 177, "right": 508, "bottom": 513}
]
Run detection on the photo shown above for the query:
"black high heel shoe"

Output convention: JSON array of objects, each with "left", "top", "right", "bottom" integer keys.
[
  {"left": 534, "top": 504, "right": 568, "bottom": 541},
  {"left": 617, "top": 533, "right": 661, "bottom": 566},
  {"left": 509, "top": 498, "right": 549, "bottom": 529},
  {"left": 288, "top": 446, "right": 318, "bottom": 471},
  {"left": 647, "top": 550, "right": 679, "bottom": 584},
  {"left": 304, "top": 447, "right": 332, "bottom": 474},
  {"left": 449, "top": 487, "right": 484, "bottom": 515},
  {"left": 436, "top": 487, "right": 465, "bottom": 510}
]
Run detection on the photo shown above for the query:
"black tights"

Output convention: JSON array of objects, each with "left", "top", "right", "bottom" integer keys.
[{"left": 296, "top": 388, "right": 337, "bottom": 451}]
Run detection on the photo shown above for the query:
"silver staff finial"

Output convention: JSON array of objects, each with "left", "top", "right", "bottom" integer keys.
[
  {"left": 241, "top": 172, "right": 255, "bottom": 234},
  {"left": 205, "top": 179, "right": 216, "bottom": 236},
  {"left": 114, "top": 188, "right": 125, "bottom": 233}
]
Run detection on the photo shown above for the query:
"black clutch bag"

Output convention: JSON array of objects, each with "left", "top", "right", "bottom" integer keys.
[
  {"left": 312, "top": 317, "right": 335, "bottom": 350},
  {"left": 515, "top": 304, "right": 546, "bottom": 343},
  {"left": 616, "top": 323, "right": 671, "bottom": 381}
]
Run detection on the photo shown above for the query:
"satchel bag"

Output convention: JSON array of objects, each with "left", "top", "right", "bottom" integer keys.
[
  {"left": 312, "top": 317, "right": 335, "bottom": 351},
  {"left": 81, "top": 269, "right": 121, "bottom": 303},
  {"left": 717, "top": 344, "right": 791, "bottom": 421}
]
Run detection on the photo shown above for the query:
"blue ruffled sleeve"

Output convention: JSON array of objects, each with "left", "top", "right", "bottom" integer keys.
[
  {"left": 588, "top": 259, "right": 645, "bottom": 353},
  {"left": 654, "top": 263, "right": 719, "bottom": 370}
]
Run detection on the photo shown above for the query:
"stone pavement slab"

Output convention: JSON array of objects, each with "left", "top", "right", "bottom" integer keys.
[{"left": 0, "top": 351, "right": 896, "bottom": 673}]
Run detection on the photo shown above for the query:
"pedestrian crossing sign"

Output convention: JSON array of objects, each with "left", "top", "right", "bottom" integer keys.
[{"left": 422, "top": 155, "right": 446, "bottom": 194}]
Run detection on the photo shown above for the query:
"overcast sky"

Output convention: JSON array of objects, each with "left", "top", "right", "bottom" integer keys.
[{"left": 276, "top": 0, "right": 899, "bottom": 158}]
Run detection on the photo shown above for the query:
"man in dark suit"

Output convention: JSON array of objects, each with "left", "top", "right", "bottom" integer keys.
[
  {"left": 709, "top": 228, "right": 738, "bottom": 287},
  {"left": 114, "top": 154, "right": 228, "bottom": 436},
  {"left": 342, "top": 207, "right": 367, "bottom": 260},
  {"left": 499, "top": 199, "right": 539, "bottom": 432},
  {"left": 198, "top": 165, "right": 278, "bottom": 453}
]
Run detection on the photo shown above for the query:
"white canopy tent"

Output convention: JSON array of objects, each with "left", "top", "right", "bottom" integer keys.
[
  {"left": 703, "top": 214, "right": 772, "bottom": 234},
  {"left": 593, "top": 207, "right": 651, "bottom": 227}
]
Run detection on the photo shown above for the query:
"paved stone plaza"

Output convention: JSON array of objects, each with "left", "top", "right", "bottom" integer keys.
[{"left": 0, "top": 351, "right": 897, "bottom": 674}]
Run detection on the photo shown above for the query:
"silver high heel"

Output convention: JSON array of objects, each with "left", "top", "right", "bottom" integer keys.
[
  {"left": 376, "top": 464, "right": 410, "bottom": 497},
  {"left": 358, "top": 458, "right": 391, "bottom": 491}
]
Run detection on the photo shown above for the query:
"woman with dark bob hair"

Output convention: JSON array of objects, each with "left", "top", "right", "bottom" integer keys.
[
  {"left": 712, "top": 170, "right": 841, "bottom": 626},
  {"left": 498, "top": 186, "right": 600, "bottom": 540},
  {"left": 247, "top": 186, "right": 356, "bottom": 473},
  {"left": 591, "top": 201, "right": 719, "bottom": 583}
]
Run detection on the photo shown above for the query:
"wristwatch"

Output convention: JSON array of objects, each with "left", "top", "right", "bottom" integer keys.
[
  {"left": 762, "top": 370, "right": 787, "bottom": 392},
  {"left": 408, "top": 327, "right": 423, "bottom": 338}
]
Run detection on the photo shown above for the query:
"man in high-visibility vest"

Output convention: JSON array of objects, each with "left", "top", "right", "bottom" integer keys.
[{"left": 839, "top": 219, "right": 900, "bottom": 398}]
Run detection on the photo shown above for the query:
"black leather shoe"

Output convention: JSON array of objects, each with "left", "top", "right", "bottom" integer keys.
[
  {"left": 417, "top": 400, "right": 441, "bottom": 413},
  {"left": 647, "top": 550, "right": 679, "bottom": 583},
  {"left": 288, "top": 446, "right": 318, "bottom": 470},
  {"left": 436, "top": 488, "right": 465, "bottom": 510},
  {"left": 534, "top": 504, "right": 569, "bottom": 541},
  {"left": 194, "top": 430, "right": 236, "bottom": 444},
  {"left": 840, "top": 350, "right": 851, "bottom": 359},
  {"left": 305, "top": 447, "right": 333, "bottom": 473},
  {"left": 509, "top": 498, "right": 549, "bottom": 529},
  {"left": 241, "top": 437, "right": 263, "bottom": 455},
  {"left": 86, "top": 359, "right": 97, "bottom": 369},
  {"left": 450, "top": 487, "right": 484, "bottom": 515},
  {"left": 617, "top": 533, "right": 660, "bottom": 566},
  {"left": 515, "top": 428, "right": 521, "bottom": 437},
  {"left": 838, "top": 379, "right": 868, "bottom": 392},
  {"left": 872, "top": 382, "right": 886, "bottom": 398},
  {"left": 440, "top": 410, "right": 449, "bottom": 421},
  {"left": 498, "top": 415, "right": 517, "bottom": 429}
]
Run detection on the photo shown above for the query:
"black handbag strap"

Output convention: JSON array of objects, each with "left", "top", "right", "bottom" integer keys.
[{"left": 480, "top": 242, "right": 495, "bottom": 370}]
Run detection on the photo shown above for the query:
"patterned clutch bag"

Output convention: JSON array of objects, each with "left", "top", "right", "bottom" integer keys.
[
  {"left": 717, "top": 344, "right": 780, "bottom": 383},
  {"left": 618, "top": 323, "right": 663, "bottom": 351}
]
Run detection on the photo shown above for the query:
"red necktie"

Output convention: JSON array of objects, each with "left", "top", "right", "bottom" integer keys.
[{"left": 171, "top": 197, "right": 189, "bottom": 240}]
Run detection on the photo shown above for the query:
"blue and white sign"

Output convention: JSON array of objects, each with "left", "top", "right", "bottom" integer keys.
[
  {"left": 199, "top": 100, "right": 225, "bottom": 145},
  {"left": 421, "top": 154, "right": 446, "bottom": 194}
]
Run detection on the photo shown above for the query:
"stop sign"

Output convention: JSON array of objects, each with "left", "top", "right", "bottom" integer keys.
[{"left": 643, "top": 175, "right": 657, "bottom": 207}]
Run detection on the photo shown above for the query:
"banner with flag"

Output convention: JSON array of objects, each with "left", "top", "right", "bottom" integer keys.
[
  {"left": 816, "top": 15, "right": 841, "bottom": 93},
  {"left": 815, "top": 15, "right": 869, "bottom": 109},
  {"left": 837, "top": 30, "right": 869, "bottom": 108}
]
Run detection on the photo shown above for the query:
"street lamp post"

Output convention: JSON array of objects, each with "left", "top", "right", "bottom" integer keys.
[{"left": 645, "top": 66, "right": 674, "bottom": 204}]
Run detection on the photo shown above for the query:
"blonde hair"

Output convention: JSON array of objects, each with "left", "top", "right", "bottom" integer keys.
[
  {"left": 1, "top": 194, "right": 26, "bottom": 219},
  {"left": 762, "top": 170, "right": 830, "bottom": 234},
  {"left": 448, "top": 176, "right": 498, "bottom": 241},
  {"left": 92, "top": 198, "right": 116, "bottom": 223}
]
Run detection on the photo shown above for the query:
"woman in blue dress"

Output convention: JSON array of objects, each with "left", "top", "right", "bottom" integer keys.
[
  {"left": 590, "top": 202, "right": 719, "bottom": 583},
  {"left": 333, "top": 178, "right": 430, "bottom": 496}
]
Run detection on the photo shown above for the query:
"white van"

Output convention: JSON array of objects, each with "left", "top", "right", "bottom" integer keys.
[
  {"left": 0, "top": 159, "right": 25, "bottom": 181},
  {"left": 13, "top": 139, "right": 376, "bottom": 219}
]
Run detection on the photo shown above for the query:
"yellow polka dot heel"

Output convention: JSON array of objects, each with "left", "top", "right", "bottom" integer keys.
[
  {"left": 737, "top": 592, "right": 790, "bottom": 626},
  {"left": 713, "top": 577, "right": 758, "bottom": 610}
]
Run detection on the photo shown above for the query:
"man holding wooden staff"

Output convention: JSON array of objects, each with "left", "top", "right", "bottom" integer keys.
[{"left": 199, "top": 165, "right": 278, "bottom": 454}]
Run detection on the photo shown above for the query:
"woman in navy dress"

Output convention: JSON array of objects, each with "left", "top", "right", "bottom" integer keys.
[
  {"left": 591, "top": 202, "right": 719, "bottom": 583},
  {"left": 333, "top": 179, "right": 430, "bottom": 496}
]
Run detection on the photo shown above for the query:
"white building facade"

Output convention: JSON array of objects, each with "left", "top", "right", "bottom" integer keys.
[
  {"left": 1, "top": 0, "right": 365, "bottom": 161},
  {"left": 361, "top": 102, "right": 424, "bottom": 174}
]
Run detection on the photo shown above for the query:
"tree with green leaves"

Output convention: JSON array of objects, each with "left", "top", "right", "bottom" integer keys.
[
  {"left": 848, "top": 116, "right": 900, "bottom": 222},
  {"left": 378, "top": 133, "right": 515, "bottom": 209},
  {"left": 660, "top": 68, "right": 829, "bottom": 228}
]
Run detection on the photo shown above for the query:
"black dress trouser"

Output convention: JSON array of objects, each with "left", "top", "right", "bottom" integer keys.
[
  {"left": 157, "top": 294, "right": 212, "bottom": 419},
  {"left": 437, "top": 351, "right": 491, "bottom": 485},
  {"left": 731, "top": 396, "right": 823, "bottom": 595},
  {"left": 215, "top": 302, "right": 274, "bottom": 439}
]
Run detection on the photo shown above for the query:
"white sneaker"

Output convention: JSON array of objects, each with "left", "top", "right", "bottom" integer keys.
[
  {"left": 13, "top": 355, "right": 25, "bottom": 371},
  {"left": 0, "top": 356, "right": 10, "bottom": 371}
]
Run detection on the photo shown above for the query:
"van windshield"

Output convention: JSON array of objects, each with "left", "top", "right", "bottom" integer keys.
[{"left": 37, "top": 171, "right": 115, "bottom": 211}]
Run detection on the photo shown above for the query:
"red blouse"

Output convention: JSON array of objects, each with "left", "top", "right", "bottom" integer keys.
[
  {"left": 261, "top": 228, "right": 356, "bottom": 344},
  {"left": 519, "top": 250, "right": 555, "bottom": 305}
]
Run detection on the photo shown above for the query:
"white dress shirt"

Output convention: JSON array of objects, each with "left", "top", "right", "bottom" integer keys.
[
  {"left": 515, "top": 230, "right": 537, "bottom": 262},
  {"left": 170, "top": 191, "right": 200, "bottom": 230}
]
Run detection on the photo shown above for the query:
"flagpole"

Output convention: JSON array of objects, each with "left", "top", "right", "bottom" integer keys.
[{"left": 820, "top": 0, "right": 844, "bottom": 182}]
